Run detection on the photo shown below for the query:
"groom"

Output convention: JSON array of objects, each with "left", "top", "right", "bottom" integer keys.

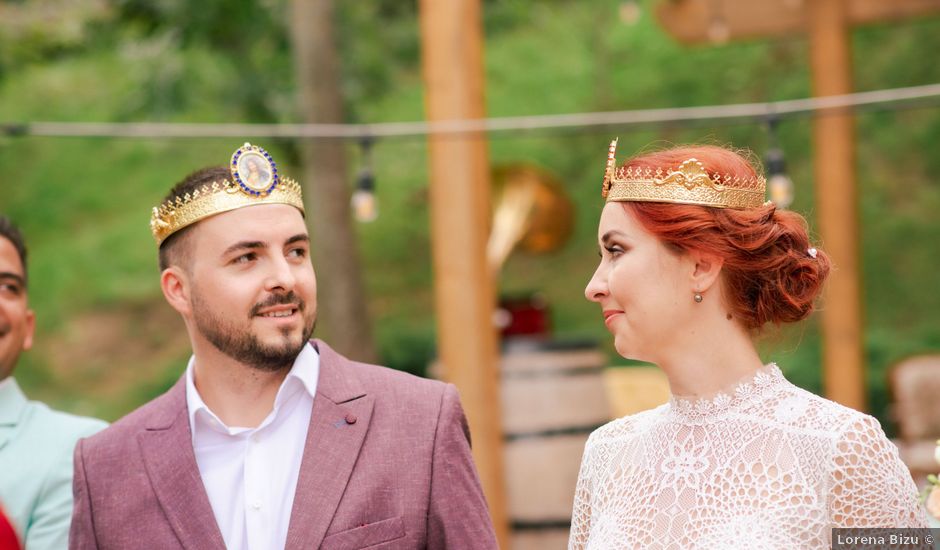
[{"left": 69, "top": 144, "right": 497, "bottom": 549}]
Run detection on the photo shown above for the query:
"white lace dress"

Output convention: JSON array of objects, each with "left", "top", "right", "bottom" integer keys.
[{"left": 568, "top": 364, "right": 928, "bottom": 549}]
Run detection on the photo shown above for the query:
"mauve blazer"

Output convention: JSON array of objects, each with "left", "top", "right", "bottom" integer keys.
[{"left": 69, "top": 340, "right": 498, "bottom": 550}]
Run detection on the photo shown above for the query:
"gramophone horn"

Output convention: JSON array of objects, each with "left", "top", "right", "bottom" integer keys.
[{"left": 487, "top": 164, "right": 574, "bottom": 273}]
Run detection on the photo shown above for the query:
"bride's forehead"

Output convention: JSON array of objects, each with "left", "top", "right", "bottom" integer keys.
[{"left": 599, "top": 203, "right": 640, "bottom": 232}]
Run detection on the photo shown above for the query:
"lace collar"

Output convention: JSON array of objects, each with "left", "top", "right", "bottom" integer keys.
[{"left": 666, "top": 363, "right": 786, "bottom": 421}]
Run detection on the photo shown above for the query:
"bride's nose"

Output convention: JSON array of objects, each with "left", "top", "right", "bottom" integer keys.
[{"left": 585, "top": 265, "right": 608, "bottom": 303}]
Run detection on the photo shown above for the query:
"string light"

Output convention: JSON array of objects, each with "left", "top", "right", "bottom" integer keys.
[
  {"left": 619, "top": 0, "right": 641, "bottom": 25},
  {"left": 707, "top": 0, "right": 730, "bottom": 44},
  {"left": 352, "top": 136, "right": 378, "bottom": 222},
  {"left": 765, "top": 117, "right": 794, "bottom": 209},
  {"left": 707, "top": 16, "right": 730, "bottom": 44}
]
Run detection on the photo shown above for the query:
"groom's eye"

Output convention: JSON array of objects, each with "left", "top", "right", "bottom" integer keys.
[{"left": 233, "top": 252, "right": 257, "bottom": 264}]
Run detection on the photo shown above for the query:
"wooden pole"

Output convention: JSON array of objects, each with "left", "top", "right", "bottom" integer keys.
[
  {"left": 808, "top": 0, "right": 867, "bottom": 411},
  {"left": 418, "top": 0, "right": 509, "bottom": 545}
]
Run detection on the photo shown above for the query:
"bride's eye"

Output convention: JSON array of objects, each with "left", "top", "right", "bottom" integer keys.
[{"left": 606, "top": 245, "right": 626, "bottom": 257}]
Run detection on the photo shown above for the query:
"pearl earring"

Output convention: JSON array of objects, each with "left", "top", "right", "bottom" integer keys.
[{"left": 694, "top": 293, "right": 703, "bottom": 303}]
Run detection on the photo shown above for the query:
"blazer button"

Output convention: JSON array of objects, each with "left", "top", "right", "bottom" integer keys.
[{"left": 345, "top": 414, "right": 357, "bottom": 425}]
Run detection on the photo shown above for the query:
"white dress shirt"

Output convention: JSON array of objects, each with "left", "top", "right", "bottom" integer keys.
[{"left": 185, "top": 343, "right": 319, "bottom": 550}]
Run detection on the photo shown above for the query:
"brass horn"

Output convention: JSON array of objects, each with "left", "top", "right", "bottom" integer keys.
[{"left": 487, "top": 164, "right": 574, "bottom": 274}]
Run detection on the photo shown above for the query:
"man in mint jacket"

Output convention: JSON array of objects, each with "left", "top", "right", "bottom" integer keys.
[{"left": 0, "top": 216, "right": 107, "bottom": 549}]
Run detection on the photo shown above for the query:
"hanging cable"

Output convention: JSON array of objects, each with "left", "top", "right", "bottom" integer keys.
[{"left": 2, "top": 82, "right": 940, "bottom": 140}]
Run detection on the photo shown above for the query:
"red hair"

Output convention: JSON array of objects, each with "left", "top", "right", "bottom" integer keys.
[{"left": 620, "top": 145, "right": 831, "bottom": 330}]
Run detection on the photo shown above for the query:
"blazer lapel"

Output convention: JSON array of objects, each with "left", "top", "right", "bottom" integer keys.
[
  {"left": 138, "top": 378, "right": 226, "bottom": 550},
  {"left": 285, "top": 340, "right": 374, "bottom": 550}
]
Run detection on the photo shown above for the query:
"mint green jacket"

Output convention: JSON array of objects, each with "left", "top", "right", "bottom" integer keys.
[{"left": 0, "top": 378, "right": 106, "bottom": 549}]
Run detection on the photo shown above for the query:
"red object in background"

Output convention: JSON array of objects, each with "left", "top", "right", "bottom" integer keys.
[
  {"left": 497, "top": 294, "right": 551, "bottom": 338},
  {"left": 0, "top": 507, "right": 20, "bottom": 550}
]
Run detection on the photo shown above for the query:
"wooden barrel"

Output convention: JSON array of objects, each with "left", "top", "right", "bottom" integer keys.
[{"left": 500, "top": 342, "right": 610, "bottom": 550}]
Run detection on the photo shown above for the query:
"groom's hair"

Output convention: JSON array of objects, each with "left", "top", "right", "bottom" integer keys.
[{"left": 157, "top": 166, "right": 230, "bottom": 272}]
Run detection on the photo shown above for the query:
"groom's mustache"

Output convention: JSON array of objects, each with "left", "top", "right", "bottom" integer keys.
[{"left": 249, "top": 291, "right": 305, "bottom": 317}]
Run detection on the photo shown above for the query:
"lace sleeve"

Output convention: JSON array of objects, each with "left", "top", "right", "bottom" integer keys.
[
  {"left": 568, "top": 435, "right": 596, "bottom": 550},
  {"left": 828, "top": 414, "right": 929, "bottom": 528}
]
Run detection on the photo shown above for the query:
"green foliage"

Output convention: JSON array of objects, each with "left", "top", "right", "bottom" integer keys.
[
  {"left": 0, "top": 0, "right": 111, "bottom": 79},
  {"left": 2, "top": 1, "right": 939, "bottom": 429}
]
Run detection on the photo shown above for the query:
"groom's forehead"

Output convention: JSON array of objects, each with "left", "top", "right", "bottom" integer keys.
[{"left": 194, "top": 205, "right": 307, "bottom": 248}]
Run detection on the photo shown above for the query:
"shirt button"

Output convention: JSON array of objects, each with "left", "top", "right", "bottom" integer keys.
[{"left": 252, "top": 500, "right": 262, "bottom": 510}]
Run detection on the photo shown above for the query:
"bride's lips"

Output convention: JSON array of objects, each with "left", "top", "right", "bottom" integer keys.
[{"left": 603, "top": 310, "right": 624, "bottom": 328}]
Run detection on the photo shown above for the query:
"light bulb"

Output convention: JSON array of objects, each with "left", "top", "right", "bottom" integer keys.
[
  {"left": 351, "top": 189, "right": 378, "bottom": 222},
  {"left": 619, "top": 0, "right": 641, "bottom": 25},
  {"left": 707, "top": 16, "right": 730, "bottom": 44},
  {"left": 493, "top": 308, "right": 512, "bottom": 330},
  {"left": 769, "top": 173, "right": 794, "bottom": 209}
]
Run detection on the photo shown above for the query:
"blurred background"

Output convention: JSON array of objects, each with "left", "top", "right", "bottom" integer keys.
[{"left": 3, "top": 0, "right": 940, "bottom": 546}]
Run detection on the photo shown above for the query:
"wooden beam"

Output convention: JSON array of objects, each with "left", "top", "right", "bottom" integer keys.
[
  {"left": 808, "top": 0, "right": 867, "bottom": 411},
  {"left": 656, "top": 0, "right": 940, "bottom": 44},
  {"left": 418, "top": 0, "right": 509, "bottom": 545}
]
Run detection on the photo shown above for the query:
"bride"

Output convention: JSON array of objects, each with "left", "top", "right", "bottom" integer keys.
[{"left": 568, "top": 142, "right": 928, "bottom": 549}]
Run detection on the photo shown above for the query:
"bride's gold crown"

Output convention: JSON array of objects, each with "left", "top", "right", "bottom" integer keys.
[
  {"left": 601, "top": 139, "right": 766, "bottom": 209},
  {"left": 150, "top": 143, "right": 305, "bottom": 245}
]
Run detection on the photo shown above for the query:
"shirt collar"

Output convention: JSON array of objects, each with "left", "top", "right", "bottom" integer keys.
[
  {"left": 0, "top": 377, "right": 28, "bottom": 426},
  {"left": 185, "top": 342, "right": 320, "bottom": 436}
]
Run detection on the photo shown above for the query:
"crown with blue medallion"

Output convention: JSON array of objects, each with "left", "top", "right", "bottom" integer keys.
[{"left": 150, "top": 143, "right": 305, "bottom": 245}]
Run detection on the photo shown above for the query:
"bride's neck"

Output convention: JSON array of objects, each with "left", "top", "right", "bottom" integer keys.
[{"left": 657, "top": 322, "right": 764, "bottom": 399}]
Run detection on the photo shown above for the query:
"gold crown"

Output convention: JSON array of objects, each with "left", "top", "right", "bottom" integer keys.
[
  {"left": 601, "top": 139, "right": 766, "bottom": 209},
  {"left": 150, "top": 143, "right": 305, "bottom": 245}
]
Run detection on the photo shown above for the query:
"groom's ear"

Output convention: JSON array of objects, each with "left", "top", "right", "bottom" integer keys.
[{"left": 161, "top": 266, "right": 192, "bottom": 316}]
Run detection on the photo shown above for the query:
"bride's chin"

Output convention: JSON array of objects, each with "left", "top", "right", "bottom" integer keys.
[
  {"left": 613, "top": 336, "right": 651, "bottom": 364},
  {"left": 613, "top": 337, "right": 637, "bottom": 361}
]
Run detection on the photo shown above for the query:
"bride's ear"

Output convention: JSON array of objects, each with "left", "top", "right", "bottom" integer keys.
[{"left": 688, "top": 249, "right": 724, "bottom": 294}]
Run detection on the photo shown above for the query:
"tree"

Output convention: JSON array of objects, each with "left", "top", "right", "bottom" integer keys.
[{"left": 288, "top": 0, "right": 377, "bottom": 362}]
